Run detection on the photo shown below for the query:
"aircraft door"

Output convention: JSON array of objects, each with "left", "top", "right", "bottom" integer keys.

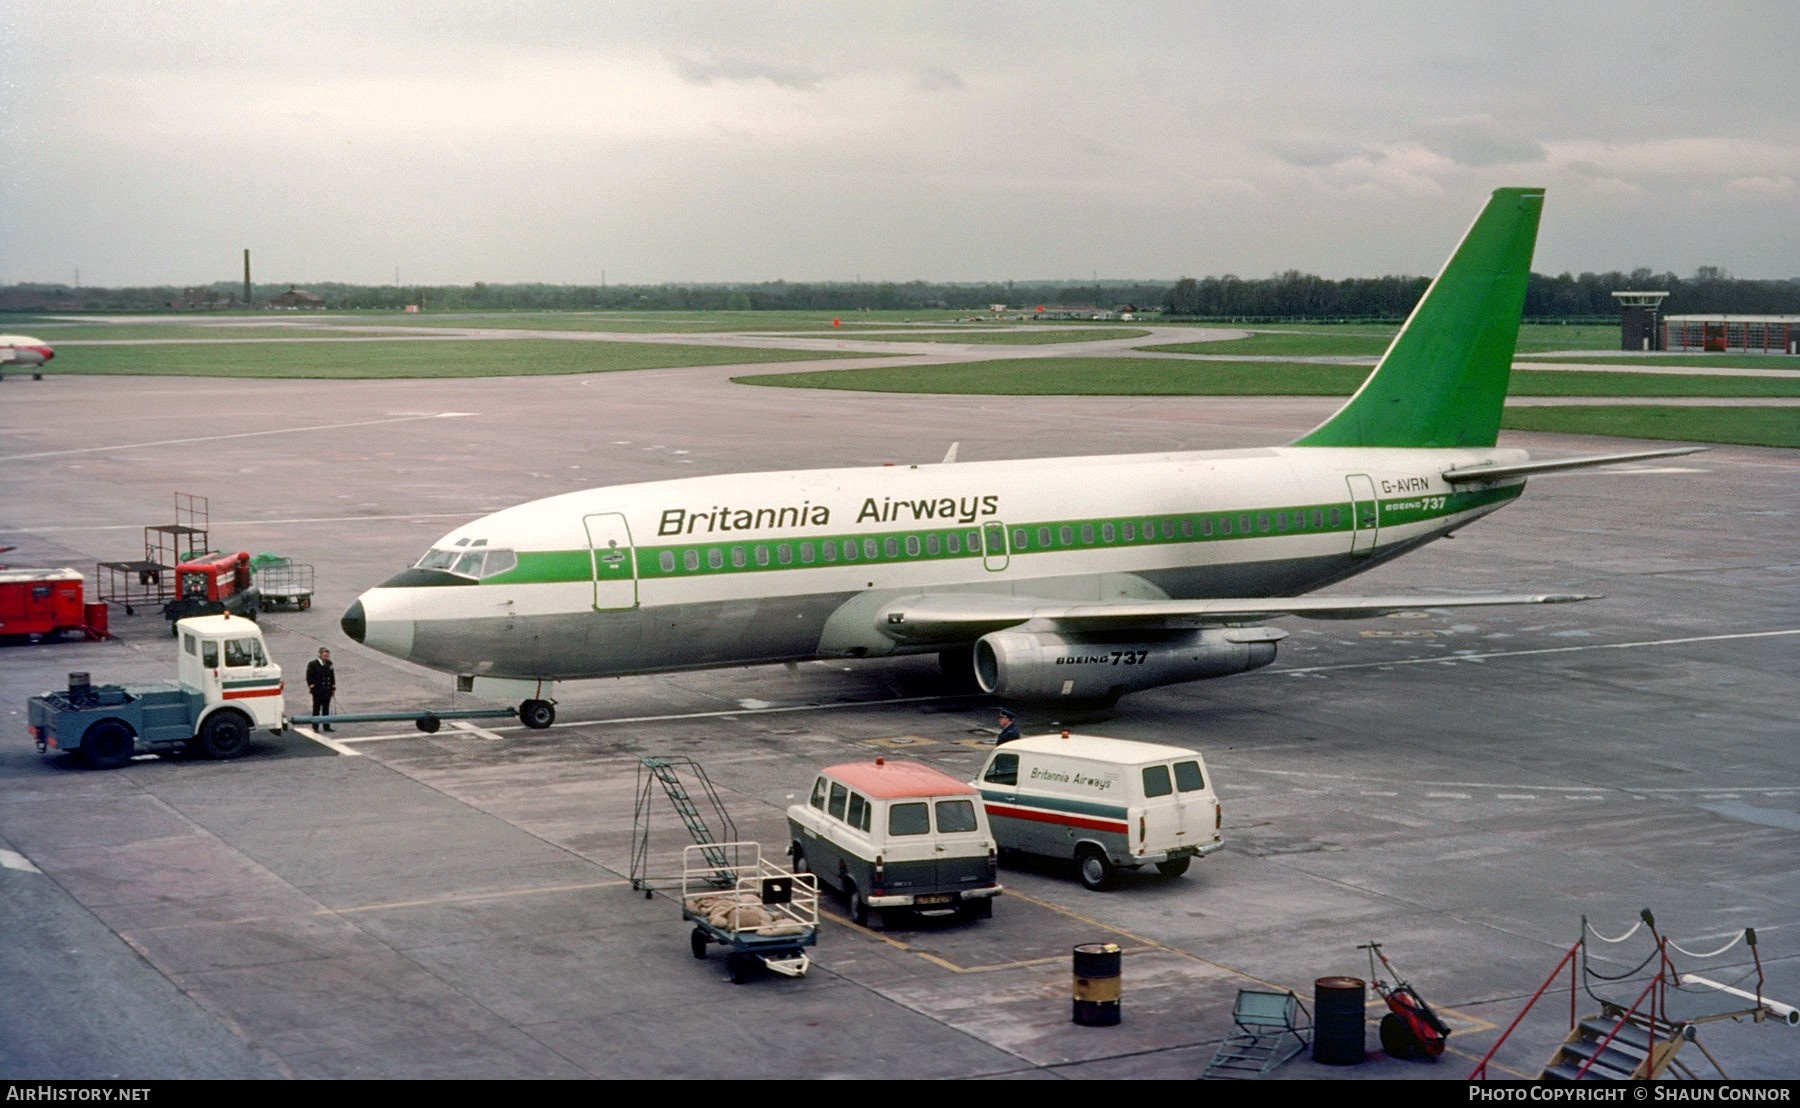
[
  {"left": 981, "top": 521, "right": 1010, "bottom": 572},
  {"left": 583, "top": 513, "right": 639, "bottom": 611},
  {"left": 1346, "top": 474, "right": 1379, "bottom": 555}
]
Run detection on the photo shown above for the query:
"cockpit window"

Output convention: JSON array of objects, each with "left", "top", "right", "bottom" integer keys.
[
  {"left": 415, "top": 546, "right": 517, "bottom": 580},
  {"left": 416, "top": 548, "right": 458, "bottom": 571}
]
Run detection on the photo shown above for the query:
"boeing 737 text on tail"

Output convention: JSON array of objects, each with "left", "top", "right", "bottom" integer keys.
[{"left": 342, "top": 188, "right": 1699, "bottom": 728}]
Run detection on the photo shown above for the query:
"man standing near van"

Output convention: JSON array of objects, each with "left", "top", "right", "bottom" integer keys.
[
  {"left": 306, "top": 647, "right": 336, "bottom": 731},
  {"left": 994, "top": 707, "right": 1021, "bottom": 745}
]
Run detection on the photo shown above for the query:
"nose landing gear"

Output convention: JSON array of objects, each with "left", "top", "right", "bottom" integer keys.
[{"left": 519, "top": 698, "right": 556, "bottom": 729}]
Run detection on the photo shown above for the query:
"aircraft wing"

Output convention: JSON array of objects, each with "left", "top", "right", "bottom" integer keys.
[{"left": 877, "top": 591, "right": 1596, "bottom": 643}]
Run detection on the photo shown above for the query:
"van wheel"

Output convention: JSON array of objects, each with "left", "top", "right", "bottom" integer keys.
[
  {"left": 850, "top": 886, "right": 883, "bottom": 931},
  {"left": 1076, "top": 845, "right": 1116, "bottom": 891},
  {"left": 1155, "top": 857, "right": 1191, "bottom": 879},
  {"left": 81, "top": 721, "right": 135, "bottom": 770},
  {"left": 788, "top": 844, "right": 820, "bottom": 888},
  {"left": 962, "top": 897, "right": 993, "bottom": 921}
]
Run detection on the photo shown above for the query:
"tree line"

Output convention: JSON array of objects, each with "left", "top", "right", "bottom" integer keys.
[{"left": 3, "top": 266, "right": 1795, "bottom": 320}]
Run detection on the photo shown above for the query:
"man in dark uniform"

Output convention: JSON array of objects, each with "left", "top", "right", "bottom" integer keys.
[
  {"left": 306, "top": 647, "right": 336, "bottom": 731},
  {"left": 994, "top": 707, "right": 1021, "bottom": 745}
]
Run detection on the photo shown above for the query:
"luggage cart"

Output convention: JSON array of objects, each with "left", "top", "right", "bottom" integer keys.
[
  {"left": 681, "top": 842, "right": 818, "bottom": 984},
  {"left": 255, "top": 559, "right": 315, "bottom": 612}
]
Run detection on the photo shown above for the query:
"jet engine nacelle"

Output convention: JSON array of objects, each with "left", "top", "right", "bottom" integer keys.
[{"left": 972, "top": 626, "right": 1284, "bottom": 702}]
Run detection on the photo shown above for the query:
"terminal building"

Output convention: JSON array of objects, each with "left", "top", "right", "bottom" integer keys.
[
  {"left": 1613, "top": 290, "right": 1799, "bottom": 355},
  {"left": 1663, "top": 314, "right": 1800, "bottom": 355}
]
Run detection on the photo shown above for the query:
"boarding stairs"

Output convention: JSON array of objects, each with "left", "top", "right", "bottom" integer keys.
[
  {"left": 1470, "top": 909, "right": 1795, "bottom": 1082},
  {"left": 631, "top": 756, "right": 737, "bottom": 893},
  {"left": 1542, "top": 1008, "right": 1685, "bottom": 1081},
  {"left": 1201, "top": 989, "right": 1312, "bottom": 1080}
]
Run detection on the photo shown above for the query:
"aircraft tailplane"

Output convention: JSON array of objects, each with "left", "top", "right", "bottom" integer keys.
[{"left": 1291, "top": 187, "right": 1544, "bottom": 450}]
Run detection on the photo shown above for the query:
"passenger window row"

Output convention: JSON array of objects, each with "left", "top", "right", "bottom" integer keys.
[{"left": 653, "top": 505, "right": 1349, "bottom": 575}]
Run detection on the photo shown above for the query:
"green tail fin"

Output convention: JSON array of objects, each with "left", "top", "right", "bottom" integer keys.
[{"left": 1291, "top": 187, "right": 1544, "bottom": 449}]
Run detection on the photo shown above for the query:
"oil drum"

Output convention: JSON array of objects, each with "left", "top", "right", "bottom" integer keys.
[
  {"left": 1072, "top": 943, "right": 1122, "bottom": 1026},
  {"left": 1313, "top": 976, "right": 1367, "bottom": 1064}
]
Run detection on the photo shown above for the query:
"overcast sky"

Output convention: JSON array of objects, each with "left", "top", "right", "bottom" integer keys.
[{"left": 4, "top": 1, "right": 1796, "bottom": 288}]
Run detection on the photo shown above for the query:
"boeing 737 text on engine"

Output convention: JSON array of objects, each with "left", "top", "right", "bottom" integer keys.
[{"left": 342, "top": 188, "right": 1699, "bottom": 728}]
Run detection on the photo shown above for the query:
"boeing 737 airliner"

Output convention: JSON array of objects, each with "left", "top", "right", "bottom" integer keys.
[{"left": 342, "top": 188, "right": 1698, "bottom": 728}]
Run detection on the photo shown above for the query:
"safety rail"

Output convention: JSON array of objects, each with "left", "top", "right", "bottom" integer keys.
[
  {"left": 1471, "top": 910, "right": 1790, "bottom": 1081},
  {"left": 1470, "top": 941, "right": 1581, "bottom": 1080}
]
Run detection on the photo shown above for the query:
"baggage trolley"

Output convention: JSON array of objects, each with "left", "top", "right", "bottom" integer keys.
[{"left": 681, "top": 842, "right": 818, "bottom": 984}]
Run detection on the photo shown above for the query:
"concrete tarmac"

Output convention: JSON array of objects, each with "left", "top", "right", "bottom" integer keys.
[{"left": 2, "top": 354, "right": 1796, "bottom": 1081}]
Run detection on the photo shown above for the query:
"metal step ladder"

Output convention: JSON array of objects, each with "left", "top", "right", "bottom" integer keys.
[
  {"left": 631, "top": 756, "right": 738, "bottom": 893},
  {"left": 1540, "top": 1010, "right": 1683, "bottom": 1081},
  {"left": 1202, "top": 989, "right": 1311, "bottom": 1080}
]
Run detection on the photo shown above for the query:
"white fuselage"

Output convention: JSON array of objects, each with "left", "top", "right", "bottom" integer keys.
[
  {"left": 347, "top": 444, "right": 1526, "bottom": 681},
  {"left": 0, "top": 335, "right": 54, "bottom": 368}
]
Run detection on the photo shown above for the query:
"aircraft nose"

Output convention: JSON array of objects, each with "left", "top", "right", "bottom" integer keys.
[{"left": 341, "top": 600, "right": 365, "bottom": 643}]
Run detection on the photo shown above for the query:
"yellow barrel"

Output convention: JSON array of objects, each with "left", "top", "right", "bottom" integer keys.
[{"left": 1072, "top": 943, "right": 1122, "bottom": 1026}]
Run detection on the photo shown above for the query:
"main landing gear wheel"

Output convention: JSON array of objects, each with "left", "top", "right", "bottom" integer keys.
[{"left": 519, "top": 699, "right": 555, "bottom": 729}]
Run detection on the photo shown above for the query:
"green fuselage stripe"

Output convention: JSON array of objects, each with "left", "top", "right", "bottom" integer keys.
[{"left": 479, "top": 485, "right": 1520, "bottom": 587}]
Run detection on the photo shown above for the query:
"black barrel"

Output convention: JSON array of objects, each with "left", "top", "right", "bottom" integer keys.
[
  {"left": 1313, "top": 976, "right": 1367, "bottom": 1064},
  {"left": 1072, "top": 943, "right": 1122, "bottom": 1026}
]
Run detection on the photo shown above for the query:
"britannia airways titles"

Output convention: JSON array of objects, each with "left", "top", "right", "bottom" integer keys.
[{"left": 659, "top": 494, "right": 1003, "bottom": 537}]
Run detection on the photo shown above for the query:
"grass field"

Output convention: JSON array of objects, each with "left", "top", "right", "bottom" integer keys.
[
  {"left": 740, "top": 358, "right": 1800, "bottom": 398},
  {"left": 776, "top": 328, "right": 1149, "bottom": 345},
  {"left": 45, "top": 338, "right": 871, "bottom": 378},
  {"left": 10, "top": 312, "right": 1794, "bottom": 447},
  {"left": 1501, "top": 407, "right": 1800, "bottom": 448}
]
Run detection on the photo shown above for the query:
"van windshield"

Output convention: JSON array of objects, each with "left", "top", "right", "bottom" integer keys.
[
  {"left": 888, "top": 802, "right": 929, "bottom": 836},
  {"left": 1174, "top": 760, "right": 1206, "bottom": 792},
  {"left": 1143, "top": 764, "right": 1173, "bottom": 798},
  {"left": 935, "top": 799, "right": 978, "bottom": 833}
]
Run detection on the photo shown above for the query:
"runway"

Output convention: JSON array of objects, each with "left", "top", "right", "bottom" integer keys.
[{"left": 2, "top": 356, "right": 1796, "bottom": 1081}]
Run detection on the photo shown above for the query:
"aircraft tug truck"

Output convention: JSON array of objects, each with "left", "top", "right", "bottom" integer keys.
[{"left": 28, "top": 613, "right": 288, "bottom": 769}]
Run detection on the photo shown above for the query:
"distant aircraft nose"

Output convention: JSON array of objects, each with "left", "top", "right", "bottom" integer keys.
[{"left": 341, "top": 599, "right": 365, "bottom": 643}]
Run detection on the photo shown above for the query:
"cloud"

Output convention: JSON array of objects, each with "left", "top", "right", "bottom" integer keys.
[
  {"left": 1411, "top": 116, "right": 1547, "bottom": 168},
  {"left": 912, "top": 67, "right": 966, "bottom": 93},
  {"left": 666, "top": 53, "right": 822, "bottom": 90},
  {"left": 1724, "top": 175, "right": 1798, "bottom": 196},
  {"left": 1266, "top": 139, "right": 1380, "bottom": 170}
]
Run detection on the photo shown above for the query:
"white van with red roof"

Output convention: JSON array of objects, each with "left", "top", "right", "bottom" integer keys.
[{"left": 786, "top": 758, "right": 1002, "bottom": 930}]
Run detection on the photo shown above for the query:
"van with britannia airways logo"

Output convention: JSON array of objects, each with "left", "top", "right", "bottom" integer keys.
[{"left": 972, "top": 733, "right": 1222, "bottom": 891}]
